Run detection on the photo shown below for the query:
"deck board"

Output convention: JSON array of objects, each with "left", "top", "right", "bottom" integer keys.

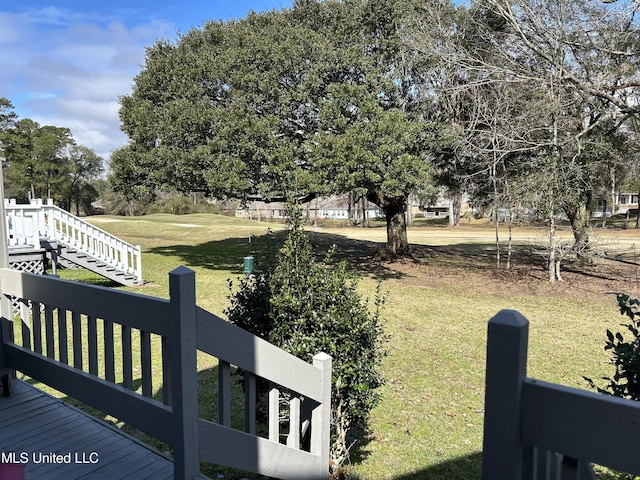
[{"left": 0, "top": 379, "right": 208, "bottom": 479}]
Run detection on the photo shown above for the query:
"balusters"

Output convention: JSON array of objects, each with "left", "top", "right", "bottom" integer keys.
[
  {"left": 13, "top": 296, "right": 163, "bottom": 400},
  {"left": 141, "top": 330, "right": 152, "bottom": 397},
  {"left": 72, "top": 311, "right": 82, "bottom": 369},
  {"left": 19, "top": 299, "right": 31, "bottom": 350},
  {"left": 57, "top": 308, "right": 68, "bottom": 365},
  {"left": 32, "top": 301, "right": 42, "bottom": 355},
  {"left": 244, "top": 372, "right": 256, "bottom": 435},
  {"left": 287, "top": 397, "right": 301, "bottom": 449},
  {"left": 44, "top": 305, "right": 55, "bottom": 358},
  {"left": 269, "top": 386, "right": 280, "bottom": 442},
  {"left": 122, "top": 325, "right": 133, "bottom": 390},
  {"left": 161, "top": 336, "right": 171, "bottom": 405},
  {"left": 104, "top": 320, "right": 115, "bottom": 382},
  {"left": 219, "top": 360, "right": 231, "bottom": 427},
  {"left": 87, "top": 316, "right": 98, "bottom": 376}
]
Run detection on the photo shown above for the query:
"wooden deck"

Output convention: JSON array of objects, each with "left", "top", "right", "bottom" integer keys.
[{"left": 0, "top": 379, "right": 192, "bottom": 479}]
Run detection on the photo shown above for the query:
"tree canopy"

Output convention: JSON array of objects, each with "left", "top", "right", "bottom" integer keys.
[
  {"left": 0, "top": 98, "right": 104, "bottom": 212},
  {"left": 113, "top": 0, "right": 451, "bottom": 254},
  {"left": 113, "top": 0, "right": 640, "bottom": 264}
]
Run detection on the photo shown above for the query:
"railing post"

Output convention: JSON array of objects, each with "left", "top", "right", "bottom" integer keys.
[
  {"left": 311, "top": 352, "right": 332, "bottom": 479},
  {"left": 482, "top": 309, "right": 529, "bottom": 480},
  {"left": 0, "top": 155, "right": 12, "bottom": 394},
  {"left": 135, "top": 245, "right": 142, "bottom": 282},
  {"left": 168, "top": 266, "right": 200, "bottom": 479}
]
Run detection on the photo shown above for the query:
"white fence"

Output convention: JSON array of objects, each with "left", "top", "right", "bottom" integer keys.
[
  {"left": 5, "top": 199, "right": 142, "bottom": 284},
  {"left": 5, "top": 200, "right": 40, "bottom": 249}
]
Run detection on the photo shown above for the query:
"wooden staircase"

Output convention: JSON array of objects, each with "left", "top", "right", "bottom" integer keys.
[{"left": 5, "top": 199, "right": 143, "bottom": 286}]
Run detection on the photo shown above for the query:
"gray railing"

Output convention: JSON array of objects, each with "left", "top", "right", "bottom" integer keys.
[
  {"left": 483, "top": 309, "right": 640, "bottom": 479},
  {"left": 0, "top": 267, "right": 331, "bottom": 480}
]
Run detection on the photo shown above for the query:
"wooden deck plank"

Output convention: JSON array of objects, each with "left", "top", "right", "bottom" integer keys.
[
  {"left": 0, "top": 380, "right": 210, "bottom": 479},
  {"left": 8, "top": 414, "right": 87, "bottom": 450},
  {"left": 84, "top": 447, "right": 170, "bottom": 479},
  {"left": 0, "top": 404, "right": 71, "bottom": 441}
]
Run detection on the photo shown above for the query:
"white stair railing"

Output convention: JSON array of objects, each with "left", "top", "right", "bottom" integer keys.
[
  {"left": 5, "top": 199, "right": 41, "bottom": 248},
  {"left": 5, "top": 199, "right": 142, "bottom": 284}
]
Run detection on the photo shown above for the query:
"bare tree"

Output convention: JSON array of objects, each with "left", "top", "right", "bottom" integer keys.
[{"left": 417, "top": 0, "right": 640, "bottom": 281}]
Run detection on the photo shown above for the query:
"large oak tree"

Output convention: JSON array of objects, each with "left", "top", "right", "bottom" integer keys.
[{"left": 112, "top": 0, "right": 445, "bottom": 255}]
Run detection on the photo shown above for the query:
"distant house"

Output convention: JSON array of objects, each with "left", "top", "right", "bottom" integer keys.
[
  {"left": 311, "top": 195, "right": 382, "bottom": 222},
  {"left": 615, "top": 191, "right": 639, "bottom": 215},
  {"left": 593, "top": 191, "right": 639, "bottom": 217},
  {"left": 235, "top": 200, "right": 287, "bottom": 221},
  {"left": 416, "top": 189, "right": 471, "bottom": 218},
  {"left": 235, "top": 194, "right": 383, "bottom": 223}
]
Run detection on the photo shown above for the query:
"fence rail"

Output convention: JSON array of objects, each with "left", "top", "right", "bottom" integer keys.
[
  {"left": 483, "top": 309, "right": 640, "bottom": 479},
  {"left": 4, "top": 199, "right": 143, "bottom": 284},
  {"left": 0, "top": 266, "right": 330, "bottom": 480},
  {"left": 5, "top": 200, "right": 40, "bottom": 248}
]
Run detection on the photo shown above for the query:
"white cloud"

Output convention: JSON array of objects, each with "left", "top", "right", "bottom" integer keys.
[
  {"left": 1, "top": 2, "right": 293, "bottom": 164},
  {"left": 1, "top": 7, "right": 175, "bottom": 163}
]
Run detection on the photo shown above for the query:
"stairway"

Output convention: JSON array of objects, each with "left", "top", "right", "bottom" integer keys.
[
  {"left": 43, "top": 240, "right": 142, "bottom": 287},
  {"left": 6, "top": 200, "right": 143, "bottom": 287}
]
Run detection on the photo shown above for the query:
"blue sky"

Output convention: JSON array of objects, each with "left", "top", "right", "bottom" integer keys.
[{"left": 0, "top": 1, "right": 293, "bottom": 161}]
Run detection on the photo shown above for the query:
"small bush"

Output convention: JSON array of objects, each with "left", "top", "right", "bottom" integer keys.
[
  {"left": 226, "top": 202, "right": 387, "bottom": 468},
  {"left": 585, "top": 293, "right": 640, "bottom": 400}
]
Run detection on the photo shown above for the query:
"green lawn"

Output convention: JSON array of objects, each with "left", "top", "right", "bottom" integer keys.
[{"left": 50, "top": 214, "right": 637, "bottom": 479}]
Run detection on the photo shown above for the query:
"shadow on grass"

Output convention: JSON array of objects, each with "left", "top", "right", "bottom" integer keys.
[
  {"left": 393, "top": 452, "right": 482, "bottom": 480},
  {"left": 52, "top": 268, "right": 123, "bottom": 288},
  {"left": 346, "top": 452, "right": 483, "bottom": 480},
  {"left": 147, "top": 230, "right": 409, "bottom": 280}
]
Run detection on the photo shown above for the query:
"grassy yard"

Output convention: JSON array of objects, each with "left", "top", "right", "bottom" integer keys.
[{"left": 50, "top": 214, "right": 640, "bottom": 479}]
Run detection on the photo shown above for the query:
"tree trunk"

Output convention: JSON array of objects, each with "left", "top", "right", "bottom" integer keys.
[
  {"left": 636, "top": 187, "right": 640, "bottom": 229},
  {"left": 385, "top": 203, "right": 409, "bottom": 255},
  {"left": 449, "top": 192, "right": 461, "bottom": 227},
  {"left": 507, "top": 207, "right": 513, "bottom": 270},
  {"left": 555, "top": 259, "right": 563, "bottom": 282},
  {"left": 361, "top": 196, "right": 368, "bottom": 228},
  {"left": 369, "top": 193, "right": 409, "bottom": 256},
  {"left": 609, "top": 167, "right": 617, "bottom": 218},
  {"left": 494, "top": 207, "right": 500, "bottom": 270},
  {"left": 549, "top": 213, "right": 557, "bottom": 283},
  {"left": 492, "top": 169, "right": 500, "bottom": 268},
  {"left": 565, "top": 202, "right": 590, "bottom": 254}
]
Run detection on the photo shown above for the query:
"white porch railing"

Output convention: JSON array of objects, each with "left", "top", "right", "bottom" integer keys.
[
  {"left": 5, "top": 199, "right": 142, "bottom": 285},
  {"left": 0, "top": 266, "right": 331, "bottom": 479},
  {"left": 5, "top": 199, "right": 40, "bottom": 249}
]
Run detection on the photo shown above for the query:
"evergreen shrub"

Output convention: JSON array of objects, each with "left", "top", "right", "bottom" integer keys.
[{"left": 226, "top": 203, "right": 387, "bottom": 467}]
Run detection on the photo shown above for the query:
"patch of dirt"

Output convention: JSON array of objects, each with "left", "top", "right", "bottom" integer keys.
[
  {"left": 371, "top": 245, "right": 640, "bottom": 300},
  {"left": 305, "top": 226, "right": 640, "bottom": 300}
]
